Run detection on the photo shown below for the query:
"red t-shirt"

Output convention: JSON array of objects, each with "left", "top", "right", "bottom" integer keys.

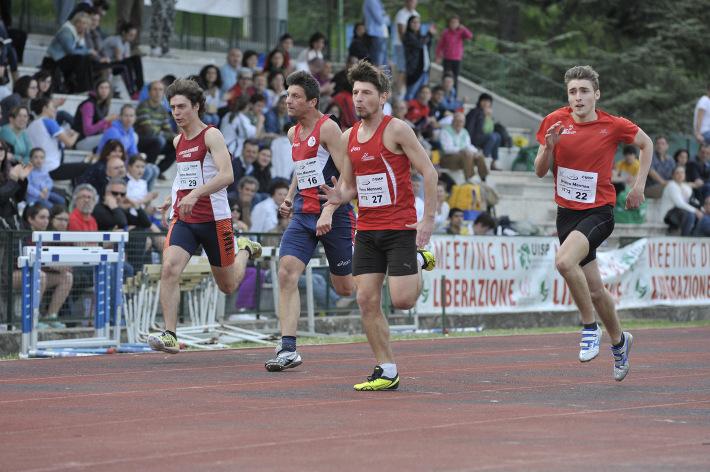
[
  {"left": 536, "top": 107, "right": 638, "bottom": 210},
  {"left": 405, "top": 99, "right": 429, "bottom": 124},
  {"left": 68, "top": 208, "right": 98, "bottom": 231}
]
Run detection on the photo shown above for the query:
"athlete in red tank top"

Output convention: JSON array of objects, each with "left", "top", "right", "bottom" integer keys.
[
  {"left": 534, "top": 65, "right": 653, "bottom": 382},
  {"left": 347, "top": 114, "right": 416, "bottom": 230},
  {"left": 319, "top": 61, "right": 438, "bottom": 391}
]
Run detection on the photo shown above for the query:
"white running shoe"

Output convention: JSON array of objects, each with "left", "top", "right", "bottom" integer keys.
[
  {"left": 611, "top": 332, "right": 633, "bottom": 381},
  {"left": 264, "top": 342, "right": 302, "bottom": 372},
  {"left": 579, "top": 325, "right": 602, "bottom": 362}
]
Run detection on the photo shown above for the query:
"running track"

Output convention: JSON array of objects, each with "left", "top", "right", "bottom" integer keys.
[{"left": 1, "top": 327, "right": 709, "bottom": 471}]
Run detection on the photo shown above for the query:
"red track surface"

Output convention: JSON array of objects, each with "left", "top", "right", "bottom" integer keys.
[{"left": 1, "top": 327, "right": 709, "bottom": 471}]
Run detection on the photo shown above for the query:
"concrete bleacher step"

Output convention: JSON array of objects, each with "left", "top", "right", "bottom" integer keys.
[{"left": 23, "top": 34, "right": 226, "bottom": 83}]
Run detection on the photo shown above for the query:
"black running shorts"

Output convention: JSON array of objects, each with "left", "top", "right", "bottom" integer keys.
[
  {"left": 556, "top": 204, "right": 615, "bottom": 267},
  {"left": 352, "top": 230, "right": 418, "bottom": 276}
]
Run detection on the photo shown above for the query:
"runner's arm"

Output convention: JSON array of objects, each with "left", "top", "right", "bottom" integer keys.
[
  {"left": 625, "top": 128, "right": 654, "bottom": 209},
  {"left": 333, "top": 129, "right": 358, "bottom": 203},
  {"left": 534, "top": 121, "right": 563, "bottom": 178}
]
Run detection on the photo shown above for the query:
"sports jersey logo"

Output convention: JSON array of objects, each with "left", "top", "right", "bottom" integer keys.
[
  {"left": 600, "top": 128, "right": 609, "bottom": 135},
  {"left": 307, "top": 136, "right": 316, "bottom": 147},
  {"left": 560, "top": 125, "right": 576, "bottom": 135},
  {"left": 361, "top": 152, "right": 375, "bottom": 161},
  {"left": 350, "top": 146, "right": 361, "bottom": 152}
]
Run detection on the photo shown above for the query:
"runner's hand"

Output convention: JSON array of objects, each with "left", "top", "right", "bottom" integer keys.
[
  {"left": 625, "top": 186, "right": 644, "bottom": 209},
  {"left": 406, "top": 217, "right": 434, "bottom": 248},
  {"left": 177, "top": 191, "right": 198, "bottom": 219},
  {"left": 316, "top": 208, "right": 333, "bottom": 236},
  {"left": 279, "top": 199, "right": 293, "bottom": 218},
  {"left": 159, "top": 196, "right": 172, "bottom": 227},
  {"left": 319, "top": 176, "right": 343, "bottom": 205},
  {"left": 545, "top": 121, "right": 563, "bottom": 149}
]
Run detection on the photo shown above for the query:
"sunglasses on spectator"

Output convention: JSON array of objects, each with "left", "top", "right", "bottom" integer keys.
[{"left": 111, "top": 191, "right": 127, "bottom": 197}]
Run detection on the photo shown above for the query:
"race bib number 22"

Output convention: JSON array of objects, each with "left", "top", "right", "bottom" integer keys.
[{"left": 556, "top": 166, "right": 597, "bottom": 204}]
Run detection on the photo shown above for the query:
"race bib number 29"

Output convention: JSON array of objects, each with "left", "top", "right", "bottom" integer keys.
[
  {"left": 556, "top": 166, "right": 597, "bottom": 204},
  {"left": 177, "top": 161, "right": 204, "bottom": 190}
]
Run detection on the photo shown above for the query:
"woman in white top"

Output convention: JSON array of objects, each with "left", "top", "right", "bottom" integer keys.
[
  {"left": 219, "top": 94, "right": 256, "bottom": 157},
  {"left": 659, "top": 166, "right": 703, "bottom": 235},
  {"left": 198, "top": 64, "right": 223, "bottom": 127},
  {"left": 435, "top": 180, "right": 450, "bottom": 231},
  {"left": 295, "top": 32, "right": 326, "bottom": 71}
]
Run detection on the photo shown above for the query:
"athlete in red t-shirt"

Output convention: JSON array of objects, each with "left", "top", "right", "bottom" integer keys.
[
  {"left": 321, "top": 60, "right": 438, "bottom": 391},
  {"left": 534, "top": 65, "right": 653, "bottom": 381},
  {"left": 147, "top": 79, "right": 262, "bottom": 354}
]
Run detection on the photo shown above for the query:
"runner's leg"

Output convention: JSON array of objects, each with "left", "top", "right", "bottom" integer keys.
[
  {"left": 583, "top": 259, "right": 622, "bottom": 344},
  {"left": 555, "top": 230, "right": 595, "bottom": 324}
]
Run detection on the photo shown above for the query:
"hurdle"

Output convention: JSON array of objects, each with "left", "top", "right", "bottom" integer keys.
[{"left": 18, "top": 231, "right": 129, "bottom": 358}]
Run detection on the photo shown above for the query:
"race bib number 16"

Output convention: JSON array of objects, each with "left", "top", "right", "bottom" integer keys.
[{"left": 556, "top": 166, "right": 597, "bottom": 204}]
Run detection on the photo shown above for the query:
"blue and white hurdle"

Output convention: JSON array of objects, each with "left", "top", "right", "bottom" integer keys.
[{"left": 18, "top": 231, "right": 132, "bottom": 358}]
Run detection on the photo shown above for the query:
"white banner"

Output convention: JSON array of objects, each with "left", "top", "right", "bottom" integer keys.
[
  {"left": 417, "top": 236, "right": 710, "bottom": 314},
  {"left": 145, "top": 0, "right": 250, "bottom": 19}
]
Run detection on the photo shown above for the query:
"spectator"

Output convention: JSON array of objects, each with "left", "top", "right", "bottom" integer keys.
[
  {"left": 363, "top": 0, "right": 390, "bottom": 66},
  {"left": 97, "top": 105, "right": 137, "bottom": 156},
  {"left": 330, "top": 67, "right": 357, "bottom": 130},
  {"left": 221, "top": 96, "right": 256, "bottom": 157},
  {"left": 125, "top": 154, "right": 158, "bottom": 211},
  {"left": 693, "top": 195, "right": 710, "bottom": 236},
  {"left": 33, "top": 70, "right": 73, "bottom": 126},
  {"left": 135, "top": 80, "right": 176, "bottom": 177},
  {"left": 224, "top": 67, "right": 254, "bottom": 109},
  {"left": 100, "top": 21, "right": 143, "bottom": 96},
  {"left": 687, "top": 144, "right": 710, "bottom": 201},
  {"left": 694, "top": 83, "right": 710, "bottom": 145},
  {"left": 277, "top": 33, "right": 294, "bottom": 73},
  {"left": 0, "top": 62, "right": 11, "bottom": 101},
  {"left": 403, "top": 14, "right": 435, "bottom": 100},
  {"left": 296, "top": 32, "right": 326, "bottom": 70},
  {"left": 73, "top": 79, "right": 118, "bottom": 151},
  {"left": 0, "top": 105, "right": 32, "bottom": 164},
  {"left": 465, "top": 93, "right": 502, "bottom": 170},
  {"left": 233, "top": 175, "right": 258, "bottom": 228},
  {"left": 79, "top": 152, "right": 126, "bottom": 197},
  {"left": 252, "top": 73, "right": 273, "bottom": 111},
  {"left": 446, "top": 207, "right": 469, "bottom": 235},
  {"left": 92, "top": 177, "right": 150, "bottom": 230},
  {"left": 0, "top": 138, "right": 29, "bottom": 223},
  {"left": 250, "top": 179, "right": 289, "bottom": 233},
  {"left": 428, "top": 85, "right": 449, "bottom": 123},
  {"left": 264, "top": 71, "right": 287, "bottom": 114},
  {"left": 43, "top": 12, "right": 95, "bottom": 93},
  {"left": 21, "top": 203, "right": 73, "bottom": 329},
  {"left": 405, "top": 84, "right": 432, "bottom": 127},
  {"left": 440, "top": 111, "right": 488, "bottom": 182},
  {"left": 198, "top": 64, "right": 223, "bottom": 126},
  {"left": 411, "top": 174, "right": 425, "bottom": 220},
  {"left": 674, "top": 148, "right": 690, "bottom": 168},
  {"left": 251, "top": 146, "right": 273, "bottom": 194},
  {"left": 26, "top": 147, "right": 66, "bottom": 208},
  {"left": 435, "top": 15, "right": 472, "bottom": 90},
  {"left": 263, "top": 48, "right": 286, "bottom": 75},
  {"left": 242, "top": 50, "right": 260, "bottom": 74},
  {"left": 393, "top": 0, "right": 419, "bottom": 96},
  {"left": 660, "top": 166, "right": 702, "bottom": 236},
  {"left": 270, "top": 124, "right": 294, "bottom": 181},
  {"left": 48, "top": 204, "right": 70, "bottom": 231},
  {"left": 84, "top": 7, "right": 105, "bottom": 60},
  {"left": 27, "top": 96, "right": 86, "bottom": 181},
  {"left": 348, "top": 22, "right": 371, "bottom": 61},
  {"left": 472, "top": 211, "right": 496, "bottom": 235},
  {"left": 116, "top": 0, "right": 143, "bottom": 55},
  {"left": 229, "top": 200, "right": 249, "bottom": 233},
  {"left": 434, "top": 180, "right": 450, "bottom": 231},
  {"left": 440, "top": 73, "right": 463, "bottom": 112},
  {"left": 246, "top": 93, "right": 267, "bottom": 139},
  {"left": 220, "top": 47, "right": 242, "bottom": 95},
  {"left": 612, "top": 145, "right": 640, "bottom": 193},
  {"left": 265, "top": 95, "right": 291, "bottom": 135},
  {"left": 644, "top": 135, "right": 675, "bottom": 198},
  {"left": 0, "top": 75, "right": 37, "bottom": 126},
  {"left": 149, "top": 0, "right": 176, "bottom": 57},
  {"left": 68, "top": 183, "right": 99, "bottom": 231}
]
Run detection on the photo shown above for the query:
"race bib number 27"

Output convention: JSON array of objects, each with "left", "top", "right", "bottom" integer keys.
[
  {"left": 356, "top": 173, "right": 392, "bottom": 207},
  {"left": 556, "top": 166, "right": 597, "bottom": 204}
]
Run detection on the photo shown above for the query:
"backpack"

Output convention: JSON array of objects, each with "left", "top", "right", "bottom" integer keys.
[{"left": 448, "top": 182, "right": 486, "bottom": 214}]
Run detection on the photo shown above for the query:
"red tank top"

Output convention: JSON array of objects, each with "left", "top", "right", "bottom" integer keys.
[
  {"left": 292, "top": 114, "right": 333, "bottom": 214},
  {"left": 347, "top": 115, "right": 416, "bottom": 231},
  {"left": 172, "top": 126, "right": 230, "bottom": 223}
]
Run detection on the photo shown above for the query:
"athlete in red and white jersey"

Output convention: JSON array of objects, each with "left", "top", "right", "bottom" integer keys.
[
  {"left": 264, "top": 71, "right": 356, "bottom": 372},
  {"left": 534, "top": 65, "right": 653, "bottom": 381},
  {"left": 148, "top": 79, "right": 262, "bottom": 354},
  {"left": 321, "top": 60, "right": 438, "bottom": 391}
]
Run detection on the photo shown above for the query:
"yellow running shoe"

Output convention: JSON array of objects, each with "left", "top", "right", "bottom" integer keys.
[
  {"left": 417, "top": 248, "right": 436, "bottom": 271},
  {"left": 237, "top": 237, "right": 262, "bottom": 260},
  {"left": 147, "top": 331, "right": 180, "bottom": 354},
  {"left": 353, "top": 366, "right": 400, "bottom": 391}
]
